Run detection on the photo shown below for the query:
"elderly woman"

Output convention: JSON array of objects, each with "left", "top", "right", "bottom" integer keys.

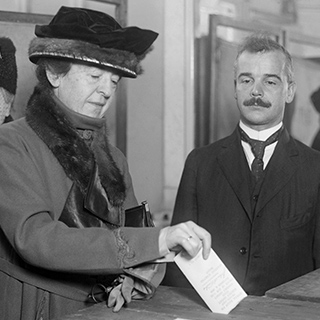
[{"left": 0, "top": 6, "right": 210, "bottom": 320}]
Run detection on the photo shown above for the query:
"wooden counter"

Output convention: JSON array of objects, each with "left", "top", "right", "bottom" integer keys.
[
  {"left": 59, "top": 285, "right": 320, "bottom": 320},
  {"left": 266, "top": 268, "right": 320, "bottom": 303}
]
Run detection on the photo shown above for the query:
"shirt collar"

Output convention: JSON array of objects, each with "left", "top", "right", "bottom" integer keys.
[{"left": 239, "top": 121, "right": 283, "bottom": 141}]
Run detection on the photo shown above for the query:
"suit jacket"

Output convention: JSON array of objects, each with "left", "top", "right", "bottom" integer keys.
[
  {"left": 163, "top": 127, "right": 320, "bottom": 295},
  {"left": 311, "top": 129, "right": 320, "bottom": 152}
]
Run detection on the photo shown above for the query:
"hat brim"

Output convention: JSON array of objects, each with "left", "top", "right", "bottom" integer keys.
[{"left": 29, "top": 37, "right": 143, "bottom": 78}]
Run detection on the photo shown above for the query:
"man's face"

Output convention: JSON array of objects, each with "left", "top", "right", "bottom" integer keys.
[
  {"left": 51, "top": 63, "right": 121, "bottom": 118},
  {"left": 234, "top": 50, "right": 295, "bottom": 130}
]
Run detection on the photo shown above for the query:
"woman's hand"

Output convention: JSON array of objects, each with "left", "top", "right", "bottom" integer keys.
[{"left": 164, "top": 221, "right": 211, "bottom": 259}]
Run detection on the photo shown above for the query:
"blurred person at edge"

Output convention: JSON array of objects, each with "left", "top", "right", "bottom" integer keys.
[
  {"left": 0, "top": 6, "right": 211, "bottom": 320},
  {"left": 163, "top": 32, "right": 320, "bottom": 296},
  {"left": 310, "top": 87, "right": 320, "bottom": 151},
  {"left": 0, "top": 37, "right": 17, "bottom": 124}
]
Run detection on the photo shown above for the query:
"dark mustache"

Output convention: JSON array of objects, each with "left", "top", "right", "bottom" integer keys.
[{"left": 243, "top": 97, "right": 271, "bottom": 108}]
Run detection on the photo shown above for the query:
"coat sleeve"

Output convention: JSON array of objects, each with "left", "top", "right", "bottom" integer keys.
[{"left": 0, "top": 123, "right": 162, "bottom": 276}]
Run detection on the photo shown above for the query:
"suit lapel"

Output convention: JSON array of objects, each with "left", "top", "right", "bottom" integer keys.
[
  {"left": 255, "top": 129, "right": 299, "bottom": 215},
  {"left": 217, "top": 129, "right": 253, "bottom": 221}
]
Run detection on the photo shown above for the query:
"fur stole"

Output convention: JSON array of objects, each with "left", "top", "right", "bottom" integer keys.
[{"left": 25, "top": 84, "right": 126, "bottom": 208}]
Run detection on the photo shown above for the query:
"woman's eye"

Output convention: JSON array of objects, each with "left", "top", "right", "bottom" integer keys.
[
  {"left": 111, "top": 77, "right": 120, "bottom": 85},
  {"left": 90, "top": 71, "right": 103, "bottom": 79}
]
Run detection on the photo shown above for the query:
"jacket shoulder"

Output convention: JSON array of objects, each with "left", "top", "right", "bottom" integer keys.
[
  {"left": 188, "top": 134, "right": 235, "bottom": 161},
  {"left": 288, "top": 135, "right": 320, "bottom": 156},
  {"left": 292, "top": 137, "right": 320, "bottom": 163},
  {"left": 0, "top": 118, "right": 37, "bottom": 143}
]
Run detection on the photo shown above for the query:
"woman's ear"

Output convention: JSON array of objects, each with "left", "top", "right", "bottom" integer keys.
[{"left": 45, "top": 69, "right": 61, "bottom": 88}]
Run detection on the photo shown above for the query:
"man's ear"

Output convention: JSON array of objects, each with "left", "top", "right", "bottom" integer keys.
[
  {"left": 45, "top": 69, "right": 61, "bottom": 88},
  {"left": 234, "top": 79, "right": 238, "bottom": 100},
  {"left": 286, "top": 81, "right": 296, "bottom": 104}
]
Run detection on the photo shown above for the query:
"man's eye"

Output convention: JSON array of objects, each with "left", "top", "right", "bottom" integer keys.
[
  {"left": 266, "top": 80, "right": 276, "bottom": 86},
  {"left": 240, "top": 78, "right": 251, "bottom": 84}
]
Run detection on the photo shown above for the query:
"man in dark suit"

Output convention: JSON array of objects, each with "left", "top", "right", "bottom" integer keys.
[{"left": 163, "top": 33, "right": 320, "bottom": 296}]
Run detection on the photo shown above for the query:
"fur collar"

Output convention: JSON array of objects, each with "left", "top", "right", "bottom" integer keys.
[{"left": 25, "top": 84, "right": 126, "bottom": 207}]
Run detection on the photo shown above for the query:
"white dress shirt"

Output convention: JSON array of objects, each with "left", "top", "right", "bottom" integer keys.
[{"left": 239, "top": 121, "right": 283, "bottom": 170}]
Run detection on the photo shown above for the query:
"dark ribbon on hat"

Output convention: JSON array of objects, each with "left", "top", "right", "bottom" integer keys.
[
  {"left": 35, "top": 6, "right": 158, "bottom": 55},
  {"left": 240, "top": 126, "right": 283, "bottom": 181}
]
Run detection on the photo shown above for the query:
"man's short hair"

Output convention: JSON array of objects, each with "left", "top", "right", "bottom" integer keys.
[{"left": 234, "top": 32, "right": 295, "bottom": 85}]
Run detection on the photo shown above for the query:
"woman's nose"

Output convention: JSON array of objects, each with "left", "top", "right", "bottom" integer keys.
[
  {"left": 97, "top": 75, "right": 115, "bottom": 98},
  {"left": 98, "top": 83, "right": 111, "bottom": 98}
]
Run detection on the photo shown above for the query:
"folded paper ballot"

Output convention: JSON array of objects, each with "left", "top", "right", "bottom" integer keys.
[{"left": 174, "top": 248, "right": 247, "bottom": 314}]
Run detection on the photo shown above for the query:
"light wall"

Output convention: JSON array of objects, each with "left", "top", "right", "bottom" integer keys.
[
  {"left": 126, "top": 1, "right": 165, "bottom": 212},
  {"left": 127, "top": 1, "right": 194, "bottom": 216}
]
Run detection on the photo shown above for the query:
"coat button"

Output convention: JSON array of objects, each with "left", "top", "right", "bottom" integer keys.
[
  {"left": 83, "top": 129, "right": 93, "bottom": 140},
  {"left": 239, "top": 247, "right": 247, "bottom": 255},
  {"left": 253, "top": 195, "right": 258, "bottom": 201}
]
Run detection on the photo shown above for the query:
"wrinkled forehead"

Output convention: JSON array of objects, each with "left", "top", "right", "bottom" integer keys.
[{"left": 236, "top": 50, "right": 287, "bottom": 78}]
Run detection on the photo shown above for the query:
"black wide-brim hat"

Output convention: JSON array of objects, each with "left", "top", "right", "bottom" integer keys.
[{"left": 28, "top": 6, "right": 158, "bottom": 78}]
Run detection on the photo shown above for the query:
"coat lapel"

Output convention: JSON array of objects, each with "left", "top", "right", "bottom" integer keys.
[
  {"left": 25, "top": 84, "right": 126, "bottom": 208},
  {"left": 216, "top": 128, "right": 300, "bottom": 222},
  {"left": 255, "top": 129, "right": 299, "bottom": 215},
  {"left": 217, "top": 129, "right": 253, "bottom": 221}
]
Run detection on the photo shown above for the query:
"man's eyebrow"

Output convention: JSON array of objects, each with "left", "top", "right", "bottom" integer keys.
[
  {"left": 237, "top": 72, "right": 282, "bottom": 82},
  {"left": 238, "top": 72, "right": 252, "bottom": 78}
]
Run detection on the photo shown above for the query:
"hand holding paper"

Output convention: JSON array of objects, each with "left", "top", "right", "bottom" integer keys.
[{"left": 164, "top": 220, "right": 211, "bottom": 259}]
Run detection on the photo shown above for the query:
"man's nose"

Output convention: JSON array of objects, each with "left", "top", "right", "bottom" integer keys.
[{"left": 251, "top": 82, "right": 263, "bottom": 97}]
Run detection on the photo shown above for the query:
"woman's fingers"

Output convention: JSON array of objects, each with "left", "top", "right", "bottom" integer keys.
[
  {"left": 188, "top": 221, "right": 211, "bottom": 259},
  {"left": 165, "top": 221, "right": 211, "bottom": 259}
]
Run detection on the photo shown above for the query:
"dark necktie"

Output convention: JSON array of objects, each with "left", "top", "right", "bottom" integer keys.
[{"left": 240, "top": 127, "right": 282, "bottom": 181}]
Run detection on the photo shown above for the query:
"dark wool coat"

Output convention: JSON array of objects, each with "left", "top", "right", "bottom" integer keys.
[
  {"left": 163, "top": 127, "right": 320, "bottom": 296},
  {"left": 0, "top": 85, "right": 164, "bottom": 320}
]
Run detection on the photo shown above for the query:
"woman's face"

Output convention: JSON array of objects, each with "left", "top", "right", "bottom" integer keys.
[{"left": 49, "top": 63, "right": 121, "bottom": 118}]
